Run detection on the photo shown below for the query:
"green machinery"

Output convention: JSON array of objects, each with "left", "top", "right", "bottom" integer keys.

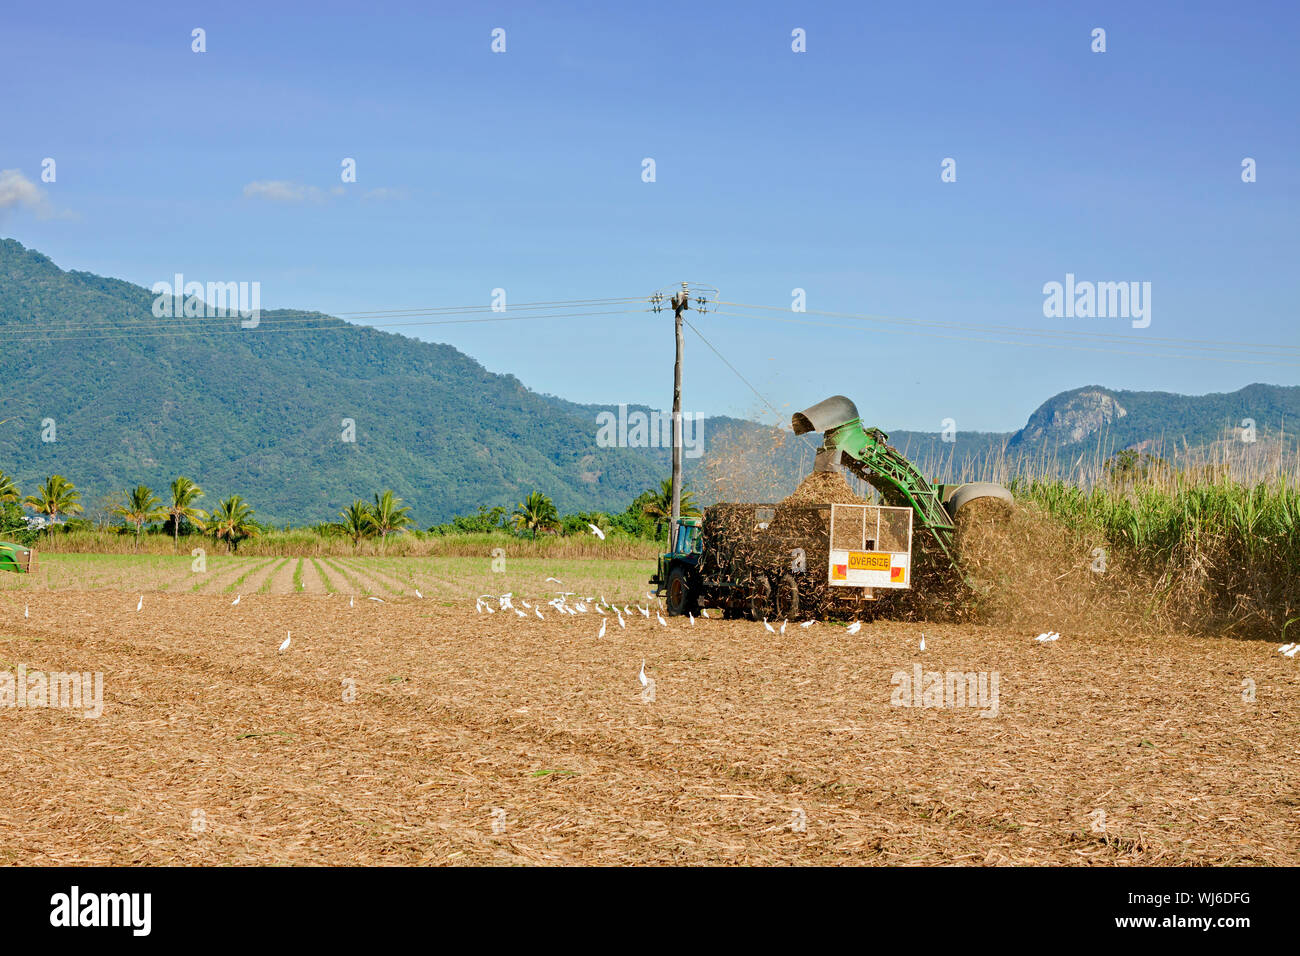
[
  {"left": 0, "top": 541, "right": 35, "bottom": 574},
  {"left": 792, "top": 394, "right": 1010, "bottom": 565},
  {"left": 652, "top": 395, "right": 1011, "bottom": 616}
]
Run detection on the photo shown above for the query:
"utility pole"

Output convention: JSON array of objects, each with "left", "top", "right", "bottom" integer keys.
[
  {"left": 648, "top": 281, "right": 717, "bottom": 559},
  {"left": 669, "top": 283, "right": 688, "bottom": 549}
]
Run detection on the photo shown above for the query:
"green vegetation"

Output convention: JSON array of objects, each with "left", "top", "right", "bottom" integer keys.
[
  {"left": 638, "top": 478, "right": 702, "bottom": 536},
  {"left": 206, "top": 495, "right": 259, "bottom": 552},
  {"left": 511, "top": 491, "right": 560, "bottom": 539},
  {"left": 2, "top": 552, "right": 660, "bottom": 605},
  {"left": 164, "top": 477, "right": 207, "bottom": 549},
  {"left": 22, "top": 475, "right": 83, "bottom": 534},
  {"left": 1016, "top": 460, "right": 1300, "bottom": 637},
  {"left": 2, "top": 464, "right": 709, "bottom": 565},
  {"left": 334, "top": 500, "right": 376, "bottom": 547},
  {"left": 0, "top": 502, "right": 37, "bottom": 546},
  {"left": 0, "top": 239, "right": 684, "bottom": 525},
  {"left": 6, "top": 241, "right": 1300, "bottom": 528},
  {"left": 111, "top": 485, "right": 163, "bottom": 545},
  {"left": 369, "top": 490, "right": 413, "bottom": 548}
]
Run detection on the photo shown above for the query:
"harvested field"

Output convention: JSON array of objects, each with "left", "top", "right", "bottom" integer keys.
[
  {"left": 269, "top": 559, "right": 300, "bottom": 595},
  {"left": 1, "top": 557, "right": 1297, "bottom": 866},
  {"left": 298, "top": 558, "right": 328, "bottom": 595}
]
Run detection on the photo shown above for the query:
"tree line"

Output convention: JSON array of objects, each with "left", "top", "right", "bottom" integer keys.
[{"left": 0, "top": 471, "right": 701, "bottom": 550}]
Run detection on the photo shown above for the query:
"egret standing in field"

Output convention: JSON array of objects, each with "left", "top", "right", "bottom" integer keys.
[{"left": 279, "top": 632, "right": 291, "bottom": 653}]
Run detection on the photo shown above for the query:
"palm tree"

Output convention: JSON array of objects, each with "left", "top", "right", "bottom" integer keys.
[
  {"left": 641, "top": 478, "right": 700, "bottom": 536},
  {"left": 23, "top": 474, "right": 84, "bottom": 534},
  {"left": 164, "top": 477, "right": 206, "bottom": 549},
  {"left": 370, "top": 490, "right": 413, "bottom": 550},
  {"left": 0, "top": 471, "right": 18, "bottom": 504},
  {"left": 512, "top": 491, "right": 559, "bottom": 540},
  {"left": 207, "top": 495, "right": 259, "bottom": 552},
  {"left": 334, "top": 499, "right": 375, "bottom": 547},
  {"left": 111, "top": 485, "right": 163, "bottom": 546}
]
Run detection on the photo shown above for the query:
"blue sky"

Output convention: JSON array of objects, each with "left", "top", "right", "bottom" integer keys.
[{"left": 4, "top": 0, "right": 1297, "bottom": 432}]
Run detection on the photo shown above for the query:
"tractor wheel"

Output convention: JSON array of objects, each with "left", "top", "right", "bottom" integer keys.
[
  {"left": 944, "top": 482, "right": 1013, "bottom": 521},
  {"left": 748, "top": 575, "right": 772, "bottom": 621},
  {"left": 665, "top": 565, "right": 696, "bottom": 617},
  {"left": 775, "top": 573, "right": 800, "bottom": 619}
]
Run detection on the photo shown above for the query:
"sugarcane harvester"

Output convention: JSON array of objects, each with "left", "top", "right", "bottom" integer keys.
[{"left": 653, "top": 395, "right": 1012, "bottom": 618}]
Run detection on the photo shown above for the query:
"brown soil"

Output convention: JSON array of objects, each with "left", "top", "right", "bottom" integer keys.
[
  {"left": 321, "top": 558, "right": 391, "bottom": 596},
  {"left": 269, "top": 559, "right": 300, "bottom": 594},
  {"left": 1, "top": 591, "right": 1295, "bottom": 865},
  {"left": 193, "top": 558, "right": 274, "bottom": 594},
  {"left": 242, "top": 559, "right": 286, "bottom": 595},
  {"left": 336, "top": 559, "right": 415, "bottom": 597},
  {"left": 298, "top": 559, "right": 329, "bottom": 595},
  {"left": 311, "top": 559, "right": 351, "bottom": 594}
]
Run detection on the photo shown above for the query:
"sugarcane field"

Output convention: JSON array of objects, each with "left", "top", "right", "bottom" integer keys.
[{"left": 2, "top": 0, "right": 1294, "bottom": 941}]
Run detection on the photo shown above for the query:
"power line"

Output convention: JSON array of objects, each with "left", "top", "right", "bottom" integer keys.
[
  {"left": 0, "top": 304, "right": 645, "bottom": 345},
  {"left": 680, "top": 314, "right": 818, "bottom": 452},
  {"left": 0, "top": 296, "right": 645, "bottom": 340},
  {"left": 706, "top": 305, "right": 1300, "bottom": 368},
  {"left": 680, "top": 316, "right": 783, "bottom": 420},
  {"left": 717, "top": 297, "right": 1300, "bottom": 356}
]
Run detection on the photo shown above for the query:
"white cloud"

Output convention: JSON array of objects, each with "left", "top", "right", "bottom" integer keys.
[
  {"left": 241, "top": 180, "right": 324, "bottom": 203},
  {"left": 0, "top": 169, "right": 54, "bottom": 219}
]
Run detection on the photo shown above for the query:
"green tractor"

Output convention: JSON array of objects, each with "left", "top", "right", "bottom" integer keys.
[{"left": 0, "top": 541, "right": 35, "bottom": 574}]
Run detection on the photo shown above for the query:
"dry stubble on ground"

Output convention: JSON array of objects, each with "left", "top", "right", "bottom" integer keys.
[{"left": 2, "top": 561, "right": 1297, "bottom": 866}]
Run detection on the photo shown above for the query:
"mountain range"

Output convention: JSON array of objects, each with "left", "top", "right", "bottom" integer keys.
[{"left": 2, "top": 238, "right": 1296, "bottom": 525}]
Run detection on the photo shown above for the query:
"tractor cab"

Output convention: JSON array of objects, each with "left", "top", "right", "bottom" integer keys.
[
  {"left": 650, "top": 516, "right": 702, "bottom": 596},
  {"left": 0, "top": 541, "right": 35, "bottom": 574},
  {"left": 672, "top": 517, "right": 702, "bottom": 556}
]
